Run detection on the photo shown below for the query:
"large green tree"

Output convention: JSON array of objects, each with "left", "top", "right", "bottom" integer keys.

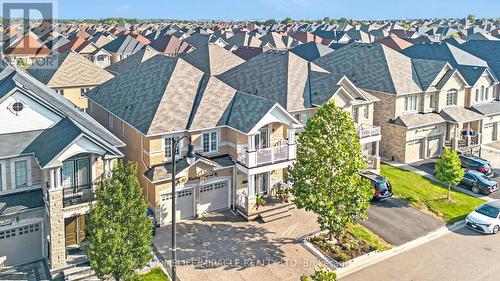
[
  {"left": 86, "top": 161, "right": 152, "bottom": 281},
  {"left": 467, "top": 14, "right": 476, "bottom": 24},
  {"left": 434, "top": 148, "right": 464, "bottom": 201},
  {"left": 290, "top": 101, "right": 372, "bottom": 240}
]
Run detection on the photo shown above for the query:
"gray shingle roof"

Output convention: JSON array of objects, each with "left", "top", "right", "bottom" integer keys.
[
  {"left": 22, "top": 117, "right": 82, "bottom": 167},
  {"left": 411, "top": 58, "right": 448, "bottom": 90},
  {"left": 291, "top": 41, "right": 334, "bottom": 61},
  {"left": 390, "top": 113, "right": 446, "bottom": 128},
  {"left": 0, "top": 130, "right": 43, "bottom": 159},
  {"left": 0, "top": 189, "right": 44, "bottom": 217},
  {"left": 314, "top": 43, "right": 423, "bottom": 94},
  {"left": 220, "top": 92, "right": 276, "bottom": 133},
  {"left": 471, "top": 101, "right": 500, "bottom": 116},
  {"left": 440, "top": 107, "right": 485, "bottom": 123},
  {"left": 182, "top": 44, "right": 244, "bottom": 75},
  {"left": 102, "top": 35, "right": 145, "bottom": 54},
  {"left": 105, "top": 47, "right": 159, "bottom": 75}
]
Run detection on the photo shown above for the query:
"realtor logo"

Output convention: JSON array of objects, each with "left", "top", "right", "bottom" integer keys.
[{"left": 1, "top": 0, "right": 58, "bottom": 68}]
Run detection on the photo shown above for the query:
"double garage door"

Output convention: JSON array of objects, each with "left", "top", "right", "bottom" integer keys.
[
  {"left": 406, "top": 135, "right": 442, "bottom": 163},
  {"left": 0, "top": 222, "right": 43, "bottom": 266},
  {"left": 160, "top": 180, "right": 230, "bottom": 225}
]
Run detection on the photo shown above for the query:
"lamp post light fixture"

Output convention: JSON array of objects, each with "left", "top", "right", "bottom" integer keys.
[{"left": 171, "top": 136, "right": 195, "bottom": 281}]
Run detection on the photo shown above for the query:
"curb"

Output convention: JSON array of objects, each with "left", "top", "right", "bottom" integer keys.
[{"left": 335, "top": 221, "right": 465, "bottom": 279}]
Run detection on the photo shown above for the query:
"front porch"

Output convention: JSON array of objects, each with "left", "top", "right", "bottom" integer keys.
[
  {"left": 358, "top": 124, "right": 382, "bottom": 170},
  {"left": 444, "top": 119, "right": 482, "bottom": 155}
]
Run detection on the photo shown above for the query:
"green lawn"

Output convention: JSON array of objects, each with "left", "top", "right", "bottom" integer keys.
[
  {"left": 349, "top": 224, "right": 391, "bottom": 251},
  {"left": 381, "top": 163, "right": 484, "bottom": 223},
  {"left": 141, "top": 268, "right": 170, "bottom": 281}
]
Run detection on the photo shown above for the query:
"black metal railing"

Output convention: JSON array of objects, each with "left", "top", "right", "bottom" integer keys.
[{"left": 62, "top": 184, "right": 96, "bottom": 207}]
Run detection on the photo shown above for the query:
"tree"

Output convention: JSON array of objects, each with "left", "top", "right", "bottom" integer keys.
[
  {"left": 400, "top": 23, "right": 411, "bottom": 30},
  {"left": 338, "top": 17, "right": 348, "bottom": 24},
  {"left": 467, "top": 14, "right": 476, "bottom": 24},
  {"left": 86, "top": 161, "right": 152, "bottom": 281},
  {"left": 434, "top": 148, "right": 464, "bottom": 201},
  {"left": 300, "top": 266, "right": 337, "bottom": 281},
  {"left": 290, "top": 101, "right": 372, "bottom": 240},
  {"left": 281, "top": 17, "right": 293, "bottom": 24}
]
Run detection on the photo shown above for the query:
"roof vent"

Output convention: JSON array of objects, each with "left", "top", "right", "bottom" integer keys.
[
  {"left": 429, "top": 42, "right": 434, "bottom": 44},
  {"left": 473, "top": 66, "right": 478, "bottom": 69}
]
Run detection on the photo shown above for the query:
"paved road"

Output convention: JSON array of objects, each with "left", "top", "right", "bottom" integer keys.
[
  {"left": 360, "top": 198, "right": 445, "bottom": 245},
  {"left": 341, "top": 225, "right": 500, "bottom": 281},
  {"left": 411, "top": 158, "right": 500, "bottom": 199}
]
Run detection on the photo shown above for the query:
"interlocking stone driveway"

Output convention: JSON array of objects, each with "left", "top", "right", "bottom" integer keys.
[{"left": 153, "top": 208, "right": 323, "bottom": 281}]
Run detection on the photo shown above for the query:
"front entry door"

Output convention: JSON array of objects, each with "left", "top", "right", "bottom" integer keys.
[
  {"left": 65, "top": 215, "right": 86, "bottom": 246},
  {"left": 255, "top": 173, "right": 269, "bottom": 195}
]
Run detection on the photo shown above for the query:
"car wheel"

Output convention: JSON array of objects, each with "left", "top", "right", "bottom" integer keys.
[
  {"left": 472, "top": 185, "right": 480, "bottom": 194},
  {"left": 493, "top": 225, "right": 499, "bottom": 234}
]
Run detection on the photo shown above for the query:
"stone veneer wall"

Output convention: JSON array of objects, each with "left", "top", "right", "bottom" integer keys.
[{"left": 48, "top": 189, "right": 65, "bottom": 269}]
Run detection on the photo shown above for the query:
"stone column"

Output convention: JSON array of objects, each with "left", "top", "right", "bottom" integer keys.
[{"left": 48, "top": 168, "right": 66, "bottom": 269}]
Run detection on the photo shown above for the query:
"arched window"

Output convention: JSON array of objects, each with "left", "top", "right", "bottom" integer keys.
[{"left": 446, "top": 89, "right": 458, "bottom": 106}]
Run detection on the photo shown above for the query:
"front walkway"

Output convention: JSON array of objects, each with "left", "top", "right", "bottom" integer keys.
[
  {"left": 154, "top": 209, "right": 322, "bottom": 281},
  {"left": 0, "top": 259, "right": 51, "bottom": 281}
]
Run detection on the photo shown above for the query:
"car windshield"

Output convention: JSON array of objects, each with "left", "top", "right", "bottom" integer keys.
[
  {"left": 376, "top": 181, "right": 389, "bottom": 191},
  {"left": 476, "top": 204, "right": 500, "bottom": 218}
]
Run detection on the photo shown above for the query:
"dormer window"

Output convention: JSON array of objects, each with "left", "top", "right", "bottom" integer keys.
[
  {"left": 446, "top": 89, "right": 458, "bottom": 106},
  {"left": 404, "top": 95, "right": 417, "bottom": 112}
]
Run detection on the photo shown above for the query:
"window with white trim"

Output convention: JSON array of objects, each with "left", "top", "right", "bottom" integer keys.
[
  {"left": 352, "top": 107, "right": 359, "bottom": 123},
  {"left": 107, "top": 112, "right": 113, "bottom": 129},
  {"left": 485, "top": 87, "right": 489, "bottom": 100},
  {"left": 202, "top": 131, "right": 218, "bottom": 153},
  {"left": 14, "top": 160, "right": 28, "bottom": 188},
  {"left": 80, "top": 88, "right": 90, "bottom": 98},
  {"left": 446, "top": 89, "right": 458, "bottom": 106},
  {"left": 404, "top": 95, "right": 417, "bottom": 112},
  {"left": 363, "top": 105, "right": 369, "bottom": 119},
  {"left": 164, "top": 137, "right": 181, "bottom": 159},
  {"left": 475, "top": 88, "right": 480, "bottom": 102},
  {"left": 429, "top": 93, "right": 435, "bottom": 109}
]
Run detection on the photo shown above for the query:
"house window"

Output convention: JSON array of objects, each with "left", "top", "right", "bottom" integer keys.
[
  {"left": 107, "top": 112, "right": 113, "bottom": 129},
  {"left": 202, "top": 131, "right": 218, "bottom": 153},
  {"left": 363, "top": 105, "right": 369, "bottom": 119},
  {"left": 485, "top": 87, "right": 489, "bottom": 100},
  {"left": 429, "top": 94, "right": 435, "bottom": 109},
  {"left": 446, "top": 89, "right": 458, "bottom": 106},
  {"left": 14, "top": 160, "right": 28, "bottom": 188},
  {"left": 481, "top": 86, "right": 485, "bottom": 100},
  {"left": 164, "top": 137, "right": 181, "bottom": 159},
  {"left": 55, "top": 89, "right": 64, "bottom": 95},
  {"left": 404, "top": 95, "right": 417, "bottom": 112},
  {"left": 294, "top": 114, "right": 300, "bottom": 122},
  {"left": 475, "top": 88, "right": 480, "bottom": 102},
  {"left": 80, "top": 88, "right": 90, "bottom": 98},
  {"left": 352, "top": 107, "right": 359, "bottom": 123},
  {"left": 302, "top": 113, "right": 308, "bottom": 124}
]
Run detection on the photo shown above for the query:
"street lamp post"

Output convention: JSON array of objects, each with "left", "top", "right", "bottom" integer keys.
[{"left": 171, "top": 136, "right": 195, "bottom": 281}]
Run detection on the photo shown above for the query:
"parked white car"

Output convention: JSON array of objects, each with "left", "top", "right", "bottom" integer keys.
[{"left": 465, "top": 200, "right": 500, "bottom": 234}]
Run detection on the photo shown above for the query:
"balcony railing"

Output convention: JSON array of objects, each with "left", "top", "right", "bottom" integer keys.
[
  {"left": 358, "top": 125, "right": 381, "bottom": 139},
  {"left": 63, "top": 184, "right": 96, "bottom": 207},
  {"left": 237, "top": 142, "right": 296, "bottom": 168}
]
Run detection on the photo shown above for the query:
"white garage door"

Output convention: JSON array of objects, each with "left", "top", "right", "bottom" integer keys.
[
  {"left": 427, "top": 135, "right": 442, "bottom": 158},
  {"left": 160, "top": 189, "right": 194, "bottom": 225},
  {"left": 406, "top": 139, "right": 424, "bottom": 163},
  {"left": 199, "top": 181, "right": 230, "bottom": 215},
  {"left": 483, "top": 123, "right": 498, "bottom": 143},
  {"left": 0, "top": 223, "right": 43, "bottom": 266}
]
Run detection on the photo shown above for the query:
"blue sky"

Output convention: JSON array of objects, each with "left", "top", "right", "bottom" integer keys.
[{"left": 56, "top": 0, "right": 498, "bottom": 20}]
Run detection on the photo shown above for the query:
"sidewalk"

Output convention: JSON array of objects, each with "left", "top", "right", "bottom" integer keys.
[{"left": 382, "top": 159, "right": 493, "bottom": 202}]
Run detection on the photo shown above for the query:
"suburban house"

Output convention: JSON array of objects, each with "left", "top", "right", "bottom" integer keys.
[
  {"left": 26, "top": 51, "right": 114, "bottom": 110},
  {"left": 218, "top": 50, "right": 382, "bottom": 170},
  {"left": 402, "top": 42, "right": 499, "bottom": 146},
  {"left": 101, "top": 35, "right": 146, "bottom": 64},
  {"left": 314, "top": 43, "right": 498, "bottom": 163},
  {"left": 87, "top": 54, "right": 302, "bottom": 225},
  {"left": 105, "top": 47, "right": 160, "bottom": 75},
  {"left": 0, "top": 64, "right": 124, "bottom": 269}
]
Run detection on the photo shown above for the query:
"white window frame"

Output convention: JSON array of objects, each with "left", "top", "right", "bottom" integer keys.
[
  {"left": 10, "top": 157, "right": 32, "bottom": 189},
  {"left": 107, "top": 112, "right": 113, "bottom": 129},
  {"left": 202, "top": 130, "right": 219, "bottom": 153},
  {"left": 446, "top": 89, "right": 458, "bottom": 107},
  {"left": 0, "top": 161, "right": 6, "bottom": 191},
  {"left": 404, "top": 95, "right": 418, "bottom": 112},
  {"left": 164, "top": 136, "right": 182, "bottom": 160},
  {"left": 363, "top": 105, "right": 369, "bottom": 119},
  {"left": 428, "top": 93, "right": 435, "bottom": 109},
  {"left": 352, "top": 106, "right": 359, "bottom": 123}
]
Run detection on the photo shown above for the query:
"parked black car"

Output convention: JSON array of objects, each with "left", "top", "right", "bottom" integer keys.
[
  {"left": 459, "top": 155, "right": 493, "bottom": 176},
  {"left": 360, "top": 171, "right": 393, "bottom": 201},
  {"left": 460, "top": 170, "right": 498, "bottom": 195}
]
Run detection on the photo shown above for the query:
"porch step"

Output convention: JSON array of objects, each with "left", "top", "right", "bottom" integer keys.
[
  {"left": 258, "top": 204, "right": 295, "bottom": 223},
  {"left": 50, "top": 255, "right": 89, "bottom": 280},
  {"left": 63, "top": 264, "right": 95, "bottom": 281}
]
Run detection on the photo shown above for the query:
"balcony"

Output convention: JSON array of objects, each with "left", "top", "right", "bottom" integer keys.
[
  {"left": 62, "top": 184, "right": 96, "bottom": 207},
  {"left": 237, "top": 143, "right": 296, "bottom": 168},
  {"left": 357, "top": 124, "right": 381, "bottom": 144}
]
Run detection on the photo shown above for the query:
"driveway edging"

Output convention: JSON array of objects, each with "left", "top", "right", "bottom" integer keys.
[{"left": 336, "top": 220, "right": 465, "bottom": 279}]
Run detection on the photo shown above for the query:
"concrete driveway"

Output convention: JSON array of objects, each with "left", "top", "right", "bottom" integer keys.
[
  {"left": 360, "top": 198, "right": 445, "bottom": 245},
  {"left": 153, "top": 208, "right": 322, "bottom": 281},
  {"left": 0, "top": 259, "right": 50, "bottom": 281},
  {"left": 341, "top": 225, "right": 500, "bottom": 281},
  {"left": 411, "top": 158, "right": 500, "bottom": 199}
]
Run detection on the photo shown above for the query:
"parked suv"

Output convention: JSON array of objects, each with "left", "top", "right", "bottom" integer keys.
[
  {"left": 459, "top": 155, "right": 493, "bottom": 176},
  {"left": 360, "top": 171, "right": 393, "bottom": 201},
  {"left": 460, "top": 170, "right": 498, "bottom": 195}
]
